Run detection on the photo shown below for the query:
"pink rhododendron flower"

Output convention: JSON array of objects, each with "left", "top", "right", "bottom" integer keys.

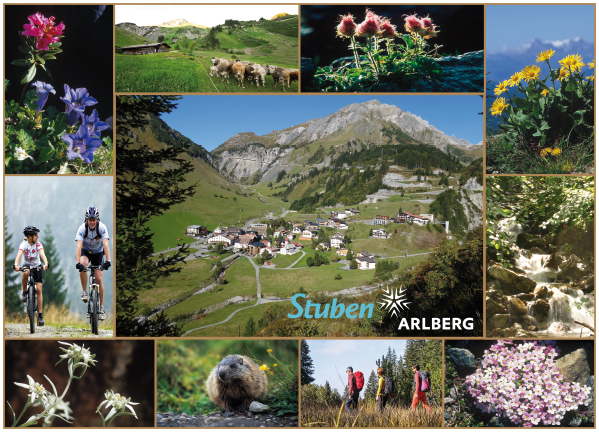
[
  {"left": 22, "top": 12, "right": 64, "bottom": 51},
  {"left": 336, "top": 13, "right": 357, "bottom": 37}
]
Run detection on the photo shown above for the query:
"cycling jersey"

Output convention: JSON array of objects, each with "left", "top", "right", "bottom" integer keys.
[
  {"left": 75, "top": 221, "right": 109, "bottom": 254},
  {"left": 19, "top": 241, "right": 44, "bottom": 267}
]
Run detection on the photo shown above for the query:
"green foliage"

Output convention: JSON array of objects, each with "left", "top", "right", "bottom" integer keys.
[
  {"left": 374, "top": 259, "right": 400, "bottom": 277},
  {"left": 349, "top": 259, "right": 358, "bottom": 270},
  {"left": 486, "top": 176, "right": 594, "bottom": 264},
  {"left": 157, "top": 340, "right": 298, "bottom": 416},
  {"left": 334, "top": 273, "right": 342, "bottom": 280},
  {"left": 458, "top": 158, "right": 483, "bottom": 186},
  {"left": 242, "top": 317, "right": 256, "bottom": 336},
  {"left": 40, "top": 225, "right": 68, "bottom": 308},
  {"left": 4, "top": 91, "right": 113, "bottom": 174},
  {"left": 429, "top": 189, "right": 470, "bottom": 234},
  {"left": 301, "top": 340, "right": 316, "bottom": 385},
  {"left": 4, "top": 216, "right": 21, "bottom": 313}
]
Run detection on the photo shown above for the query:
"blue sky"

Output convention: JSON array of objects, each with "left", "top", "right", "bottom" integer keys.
[
  {"left": 161, "top": 95, "right": 484, "bottom": 152},
  {"left": 486, "top": 5, "right": 594, "bottom": 53},
  {"left": 306, "top": 340, "right": 407, "bottom": 394}
]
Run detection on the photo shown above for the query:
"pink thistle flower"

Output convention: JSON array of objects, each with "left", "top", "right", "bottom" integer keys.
[
  {"left": 356, "top": 8, "right": 381, "bottom": 37},
  {"left": 22, "top": 12, "right": 64, "bottom": 51},
  {"left": 380, "top": 19, "right": 397, "bottom": 38},
  {"left": 336, "top": 13, "right": 357, "bottom": 37},
  {"left": 403, "top": 13, "right": 423, "bottom": 32}
]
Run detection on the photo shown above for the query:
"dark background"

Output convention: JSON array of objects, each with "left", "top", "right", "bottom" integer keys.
[
  {"left": 5, "top": 340, "right": 155, "bottom": 428},
  {"left": 4, "top": 5, "right": 113, "bottom": 123},
  {"left": 301, "top": 5, "right": 484, "bottom": 67}
]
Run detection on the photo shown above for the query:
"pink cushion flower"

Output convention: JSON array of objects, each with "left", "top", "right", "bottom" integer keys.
[{"left": 336, "top": 13, "right": 357, "bottom": 37}]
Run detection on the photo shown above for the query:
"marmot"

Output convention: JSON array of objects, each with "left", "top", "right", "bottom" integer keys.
[{"left": 206, "top": 354, "right": 268, "bottom": 411}]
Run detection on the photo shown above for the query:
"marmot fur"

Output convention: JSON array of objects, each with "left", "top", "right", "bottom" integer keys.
[{"left": 206, "top": 354, "right": 268, "bottom": 411}]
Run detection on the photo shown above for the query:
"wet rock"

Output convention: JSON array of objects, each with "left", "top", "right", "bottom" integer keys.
[
  {"left": 559, "top": 260, "right": 591, "bottom": 281},
  {"left": 533, "top": 285, "right": 549, "bottom": 298},
  {"left": 581, "top": 275, "right": 594, "bottom": 294},
  {"left": 570, "top": 254, "right": 582, "bottom": 263},
  {"left": 487, "top": 288, "right": 504, "bottom": 302},
  {"left": 546, "top": 253, "right": 563, "bottom": 269},
  {"left": 488, "top": 328, "right": 502, "bottom": 337},
  {"left": 486, "top": 297, "right": 507, "bottom": 315},
  {"left": 447, "top": 348, "right": 476, "bottom": 369},
  {"left": 514, "top": 293, "right": 534, "bottom": 302},
  {"left": 527, "top": 326, "right": 538, "bottom": 331},
  {"left": 530, "top": 247, "right": 545, "bottom": 254},
  {"left": 529, "top": 299, "right": 550, "bottom": 320},
  {"left": 550, "top": 322, "right": 571, "bottom": 333},
  {"left": 249, "top": 402, "right": 270, "bottom": 413},
  {"left": 487, "top": 314, "right": 510, "bottom": 330},
  {"left": 507, "top": 297, "right": 528, "bottom": 316},
  {"left": 513, "top": 328, "right": 534, "bottom": 338},
  {"left": 488, "top": 265, "right": 536, "bottom": 295},
  {"left": 517, "top": 233, "right": 555, "bottom": 249},
  {"left": 556, "top": 348, "right": 591, "bottom": 385},
  {"left": 519, "top": 315, "right": 532, "bottom": 326}
]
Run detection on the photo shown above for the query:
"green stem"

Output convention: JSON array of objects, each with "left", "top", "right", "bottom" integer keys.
[
  {"left": 350, "top": 36, "right": 361, "bottom": 69},
  {"left": 13, "top": 402, "right": 31, "bottom": 427},
  {"left": 545, "top": 60, "right": 556, "bottom": 90}
]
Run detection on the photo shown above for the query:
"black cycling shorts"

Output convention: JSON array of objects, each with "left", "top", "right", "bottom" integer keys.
[
  {"left": 82, "top": 250, "right": 104, "bottom": 266},
  {"left": 24, "top": 267, "right": 43, "bottom": 284}
]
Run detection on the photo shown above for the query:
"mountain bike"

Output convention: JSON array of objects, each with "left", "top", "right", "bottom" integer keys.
[
  {"left": 83, "top": 264, "right": 103, "bottom": 335},
  {"left": 17, "top": 265, "right": 43, "bottom": 334}
]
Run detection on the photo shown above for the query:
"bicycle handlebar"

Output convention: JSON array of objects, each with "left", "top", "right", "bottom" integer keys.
[{"left": 16, "top": 265, "right": 44, "bottom": 272}]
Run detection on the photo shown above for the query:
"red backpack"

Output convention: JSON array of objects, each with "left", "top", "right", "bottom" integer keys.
[{"left": 354, "top": 371, "right": 365, "bottom": 391}]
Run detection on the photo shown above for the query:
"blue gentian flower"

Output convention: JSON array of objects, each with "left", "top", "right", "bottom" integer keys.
[
  {"left": 82, "top": 109, "right": 109, "bottom": 137},
  {"left": 31, "top": 81, "right": 55, "bottom": 111},
  {"left": 62, "top": 125, "right": 102, "bottom": 163},
  {"left": 60, "top": 84, "right": 98, "bottom": 126}
]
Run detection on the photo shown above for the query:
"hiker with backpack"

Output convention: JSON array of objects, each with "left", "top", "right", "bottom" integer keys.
[
  {"left": 375, "top": 367, "right": 394, "bottom": 412},
  {"left": 344, "top": 367, "right": 363, "bottom": 414},
  {"left": 411, "top": 364, "right": 432, "bottom": 412}
]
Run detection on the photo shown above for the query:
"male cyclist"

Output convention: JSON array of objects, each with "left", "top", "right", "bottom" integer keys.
[
  {"left": 13, "top": 226, "right": 49, "bottom": 326},
  {"left": 75, "top": 206, "right": 111, "bottom": 321}
]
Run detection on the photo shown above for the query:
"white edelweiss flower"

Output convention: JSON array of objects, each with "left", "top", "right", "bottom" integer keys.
[
  {"left": 14, "top": 375, "right": 50, "bottom": 405},
  {"left": 98, "top": 390, "right": 139, "bottom": 422},
  {"left": 57, "top": 341, "right": 97, "bottom": 368},
  {"left": 14, "top": 147, "right": 28, "bottom": 161},
  {"left": 33, "top": 394, "right": 73, "bottom": 425}
]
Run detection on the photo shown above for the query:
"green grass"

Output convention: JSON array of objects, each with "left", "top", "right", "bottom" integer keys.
[
  {"left": 184, "top": 302, "right": 274, "bottom": 337},
  {"left": 269, "top": 253, "right": 302, "bottom": 268},
  {"left": 146, "top": 213, "right": 205, "bottom": 252},
  {"left": 115, "top": 27, "right": 153, "bottom": 48},
  {"left": 181, "top": 299, "right": 259, "bottom": 333},
  {"left": 137, "top": 258, "right": 214, "bottom": 310},
  {"left": 260, "top": 265, "right": 375, "bottom": 297},
  {"left": 164, "top": 257, "right": 257, "bottom": 317}
]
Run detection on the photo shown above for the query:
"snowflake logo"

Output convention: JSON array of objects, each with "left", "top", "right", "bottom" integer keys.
[{"left": 378, "top": 286, "right": 410, "bottom": 319}]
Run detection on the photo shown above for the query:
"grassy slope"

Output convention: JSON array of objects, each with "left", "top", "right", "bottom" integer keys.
[
  {"left": 184, "top": 302, "right": 273, "bottom": 337},
  {"left": 115, "top": 27, "right": 153, "bottom": 48}
]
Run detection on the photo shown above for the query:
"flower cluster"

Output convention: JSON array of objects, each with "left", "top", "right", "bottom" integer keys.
[
  {"left": 57, "top": 341, "right": 98, "bottom": 376},
  {"left": 97, "top": 390, "right": 139, "bottom": 425},
  {"left": 403, "top": 13, "right": 439, "bottom": 39},
  {"left": 22, "top": 12, "right": 65, "bottom": 51},
  {"left": 14, "top": 375, "right": 51, "bottom": 405},
  {"left": 540, "top": 147, "right": 561, "bottom": 157},
  {"left": 336, "top": 9, "right": 398, "bottom": 39},
  {"left": 464, "top": 340, "right": 592, "bottom": 427}
]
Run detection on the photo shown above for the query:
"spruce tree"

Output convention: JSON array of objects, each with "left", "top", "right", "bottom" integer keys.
[
  {"left": 242, "top": 317, "right": 256, "bottom": 336},
  {"left": 116, "top": 96, "right": 196, "bottom": 337},
  {"left": 301, "top": 340, "right": 316, "bottom": 385},
  {"left": 4, "top": 216, "right": 21, "bottom": 313},
  {"left": 364, "top": 370, "right": 378, "bottom": 401},
  {"left": 41, "top": 225, "right": 68, "bottom": 308}
]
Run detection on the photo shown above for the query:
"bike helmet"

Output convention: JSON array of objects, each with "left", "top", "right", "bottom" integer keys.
[
  {"left": 23, "top": 225, "right": 40, "bottom": 237},
  {"left": 85, "top": 206, "right": 100, "bottom": 220}
]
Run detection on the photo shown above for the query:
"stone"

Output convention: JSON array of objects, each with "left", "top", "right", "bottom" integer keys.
[
  {"left": 488, "top": 328, "right": 502, "bottom": 337},
  {"left": 447, "top": 348, "right": 476, "bottom": 369},
  {"left": 585, "top": 376, "right": 594, "bottom": 412},
  {"left": 581, "top": 275, "right": 594, "bottom": 294},
  {"left": 157, "top": 414, "right": 163, "bottom": 421},
  {"left": 300, "top": 57, "right": 317, "bottom": 86},
  {"left": 514, "top": 293, "right": 534, "bottom": 302},
  {"left": 516, "top": 233, "right": 555, "bottom": 249},
  {"left": 546, "top": 253, "right": 563, "bottom": 269},
  {"left": 529, "top": 299, "right": 550, "bottom": 320},
  {"left": 556, "top": 349, "right": 591, "bottom": 385},
  {"left": 527, "top": 326, "right": 538, "bottom": 331},
  {"left": 559, "top": 260, "right": 592, "bottom": 281},
  {"left": 519, "top": 315, "right": 532, "bottom": 326},
  {"left": 530, "top": 247, "right": 545, "bottom": 254},
  {"left": 488, "top": 264, "right": 536, "bottom": 295},
  {"left": 486, "top": 297, "right": 507, "bottom": 316},
  {"left": 445, "top": 397, "right": 456, "bottom": 405},
  {"left": 533, "top": 285, "right": 549, "bottom": 298},
  {"left": 449, "top": 387, "right": 458, "bottom": 399},
  {"left": 487, "top": 314, "right": 510, "bottom": 330},
  {"left": 249, "top": 402, "right": 270, "bottom": 413},
  {"left": 507, "top": 297, "right": 528, "bottom": 316},
  {"left": 487, "top": 288, "right": 504, "bottom": 302}
]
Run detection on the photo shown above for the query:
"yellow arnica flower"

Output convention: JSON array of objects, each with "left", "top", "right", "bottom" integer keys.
[
  {"left": 494, "top": 80, "right": 509, "bottom": 96},
  {"left": 273, "top": 364, "right": 277, "bottom": 367},
  {"left": 540, "top": 148, "right": 552, "bottom": 157},
  {"left": 490, "top": 98, "right": 509, "bottom": 117},
  {"left": 267, "top": 349, "right": 272, "bottom": 353},
  {"left": 587, "top": 60, "right": 594, "bottom": 69},
  {"left": 536, "top": 49, "right": 555, "bottom": 62},
  {"left": 559, "top": 54, "right": 584, "bottom": 72},
  {"left": 260, "top": 364, "right": 270, "bottom": 371},
  {"left": 586, "top": 76, "right": 595, "bottom": 81},
  {"left": 557, "top": 68, "right": 570, "bottom": 81},
  {"left": 551, "top": 148, "right": 561, "bottom": 156},
  {"left": 541, "top": 89, "right": 550, "bottom": 97},
  {"left": 507, "top": 72, "right": 522, "bottom": 87},
  {"left": 521, "top": 65, "right": 542, "bottom": 82}
]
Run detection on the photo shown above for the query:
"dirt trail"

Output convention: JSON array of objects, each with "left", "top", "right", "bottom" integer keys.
[{"left": 4, "top": 323, "right": 113, "bottom": 338}]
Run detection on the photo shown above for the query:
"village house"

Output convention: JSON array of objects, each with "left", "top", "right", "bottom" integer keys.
[
  {"left": 279, "top": 240, "right": 299, "bottom": 255},
  {"left": 307, "top": 221, "right": 319, "bottom": 230},
  {"left": 250, "top": 223, "right": 268, "bottom": 236},
  {"left": 331, "top": 235, "right": 345, "bottom": 249},
  {"left": 208, "top": 234, "right": 234, "bottom": 246},
  {"left": 395, "top": 212, "right": 429, "bottom": 225},
  {"left": 247, "top": 241, "right": 266, "bottom": 256},
  {"left": 338, "top": 221, "right": 348, "bottom": 230},
  {"left": 265, "top": 246, "right": 279, "bottom": 256},
  {"left": 337, "top": 248, "right": 349, "bottom": 256},
  {"left": 299, "top": 230, "right": 319, "bottom": 241},
  {"left": 372, "top": 228, "right": 388, "bottom": 238},
  {"left": 346, "top": 208, "right": 360, "bottom": 216},
  {"left": 120, "top": 41, "right": 171, "bottom": 55},
  {"left": 224, "top": 227, "right": 244, "bottom": 237},
  {"left": 315, "top": 218, "right": 328, "bottom": 227},
  {"left": 356, "top": 256, "right": 376, "bottom": 270},
  {"left": 186, "top": 225, "right": 207, "bottom": 236},
  {"left": 292, "top": 226, "right": 303, "bottom": 234},
  {"left": 303, "top": 220, "right": 313, "bottom": 228},
  {"left": 317, "top": 242, "right": 330, "bottom": 251},
  {"left": 374, "top": 215, "right": 391, "bottom": 225},
  {"left": 356, "top": 251, "right": 373, "bottom": 258},
  {"left": 213, "top": 226, "right": 226, "bottom": 234}
]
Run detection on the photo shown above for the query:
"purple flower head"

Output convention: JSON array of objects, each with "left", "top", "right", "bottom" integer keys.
[
  {"left": 82, "top": 109, "right": 109, "bottom": 137},
  {"left": 31, "top": 81, "right": 55, "bottom": 111},
  {"left": 62, "top": 125, "right": 102, "bottom": 163},
  {"left": 60, "top": 84, "right": 97, "bottom": 126}
]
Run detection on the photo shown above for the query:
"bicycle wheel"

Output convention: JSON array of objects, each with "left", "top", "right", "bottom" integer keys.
[
  {"left": 28, "top": 284, "right": 35, "bottom": 334},
  {"left": 90, "top": 289, "right": 99, "bottom": 335}
]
